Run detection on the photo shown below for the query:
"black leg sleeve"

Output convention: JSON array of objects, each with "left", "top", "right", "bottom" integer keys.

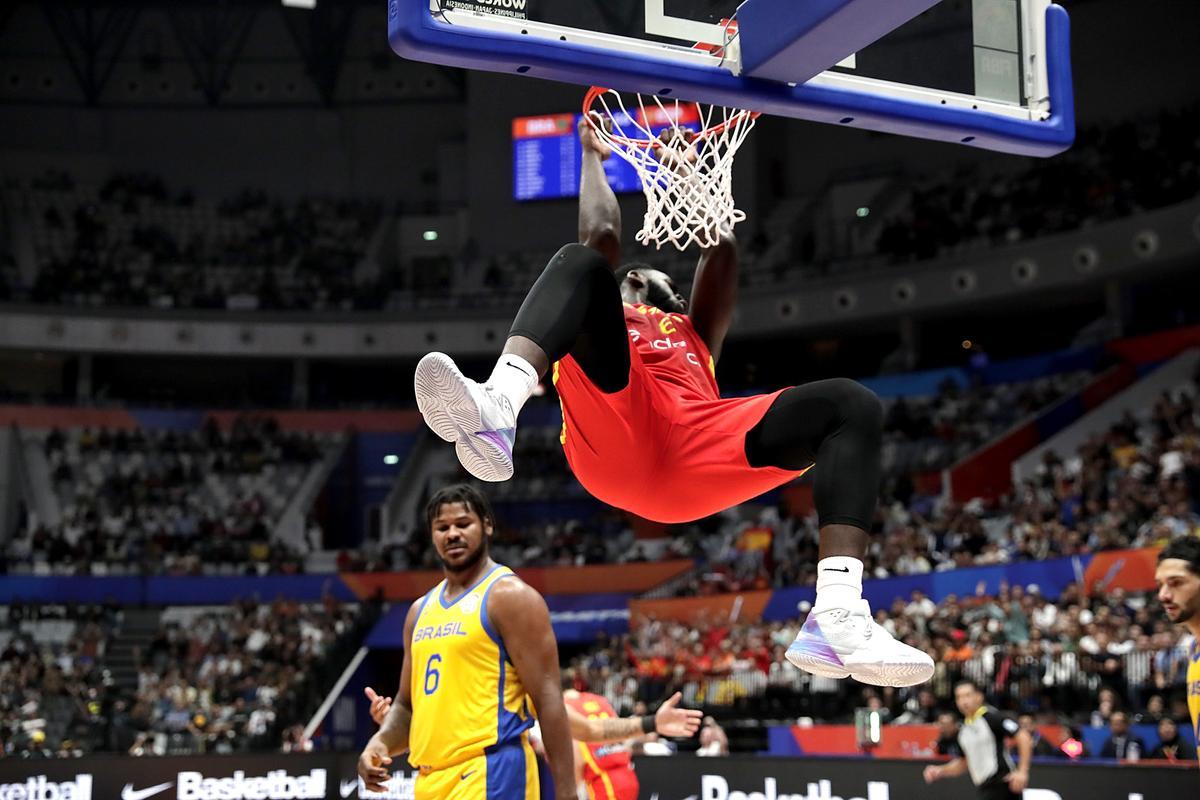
[
  {"left": 508, "top": 243, "right": 630, "bottom": 393},
  {"left": 744, "top": 378, "right": 883, "bottom": 530}
]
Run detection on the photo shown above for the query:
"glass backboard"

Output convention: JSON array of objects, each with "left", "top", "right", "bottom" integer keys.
[{"left": 389, "top": 0, "right": 1074, "bottom": 156}]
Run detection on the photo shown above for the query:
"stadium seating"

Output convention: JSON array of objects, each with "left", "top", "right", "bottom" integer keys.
[{"left": 0, "top": 598, "right": 371, "bottom": 758}]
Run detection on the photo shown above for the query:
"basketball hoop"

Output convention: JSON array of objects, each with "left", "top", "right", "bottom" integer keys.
[{"left": 583, "top": 85, "right": 759, "bottom": 251}]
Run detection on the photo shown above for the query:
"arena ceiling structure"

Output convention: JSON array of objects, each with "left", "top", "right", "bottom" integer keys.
[{"left": 0, "top": 0, "right": 1012, "bottom": 110}]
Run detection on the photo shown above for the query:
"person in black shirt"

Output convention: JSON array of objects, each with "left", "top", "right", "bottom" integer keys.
[
  {"left": 934, "top": 712, "right": 962, "bottom": 757},
  {"left": 1099, "top": 711, "right": 1146, "bottom": 760},
  {"left": 924, "top": 680, "right": 1032, "bottom": 800},
  {"left": 1018, "top": 713, "right": 1061, "bottom": 758},
  {"left": 1148, "top": 718, "right": 1195, "bottom": 762}
]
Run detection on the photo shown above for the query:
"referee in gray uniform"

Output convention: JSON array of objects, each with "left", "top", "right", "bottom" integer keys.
[{"left": 924, "top": 680, "right": 1033, "bottom": 799}]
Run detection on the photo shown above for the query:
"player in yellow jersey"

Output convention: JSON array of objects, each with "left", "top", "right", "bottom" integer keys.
[
  {"left": 1155, "top": 536, "right": 1200, "bottom": 767},
  {"left": 365, "top": 681, "right": 703, "bottom": 799},
  {"left": 356, "top": 484, "right": 576, "bottom": 799}
]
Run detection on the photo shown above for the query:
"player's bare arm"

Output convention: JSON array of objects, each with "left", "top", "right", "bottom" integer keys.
[
  {"left": 489, "top": 578, "right": 577, "bottom": 800},
  {"left": 1006, "top": 729, "right": 1033, "bottom": 792},
  {"left": 688, "top": 230, "right": 738, "bottom": 362},
  {"left": 569, "top": 691, "right": 702, "bottom": 742},
  {"left": 652, "top": 126, "right": 738, "bottom": 361},
  {"left": 923, "top": 757, "right": 968, "bottom": 783},
  {"left": 578, "top": 114, "right": 622, "bottom": 269},
  {"left": 357, "top": 603, "right": 417, "bottom": 792}
]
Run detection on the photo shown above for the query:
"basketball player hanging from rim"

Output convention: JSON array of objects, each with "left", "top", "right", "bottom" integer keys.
[{"left": 414, "top": 112, "right": 933, "bottom": 687}]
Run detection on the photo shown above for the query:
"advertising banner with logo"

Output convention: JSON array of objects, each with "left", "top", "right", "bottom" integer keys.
[
  {"left": 634, "top": 755, "right": 1195, "bottom": 800},
  {"left": 3, "top": 752, "right": 1192, "bottom": 800},
  {"left": 0, "top": 754, "right": 338, "bottom": 800}
]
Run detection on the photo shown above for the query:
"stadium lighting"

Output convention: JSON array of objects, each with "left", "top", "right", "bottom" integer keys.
[
  {"left": 855, "top": 206, "right": 869, "bottom": 217},
  {"left": 282, "top": 0, "right": 317, "bottom": 9},
  {"left": 422, "top": 230, "right": 439, "bottom": 241},
  {"left": 383, "top": 454, "right": 399, "bottom": 465}
]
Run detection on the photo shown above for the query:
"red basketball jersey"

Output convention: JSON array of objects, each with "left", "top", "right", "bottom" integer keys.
[
  {"left": 564, "top": 691, "right": 635, "bottom": 792},
  {"left": 620, "top": 303, "right": 719, "bottom": 403},
  {"left": 552, "top": 301, "right": 805, "bottom": 523}
]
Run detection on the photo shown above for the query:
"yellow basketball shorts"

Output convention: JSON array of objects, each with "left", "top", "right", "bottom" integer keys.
[{"left": 414, "top": 741, "right": 540, "bottom": 800}]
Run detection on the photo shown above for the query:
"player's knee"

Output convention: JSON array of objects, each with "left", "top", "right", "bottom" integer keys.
[
  {"left": 829, "top": 378, "right": 883, "bottom": 434},
  {"left": 547, "top": 243, "right": 610, "bottom": 281}
]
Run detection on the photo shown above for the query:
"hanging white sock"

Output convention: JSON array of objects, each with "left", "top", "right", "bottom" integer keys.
[
  {"left": 814, "top": 556, "right": 865, "bottom": 609},
  {"left": 486, "top": 353, "right": 539, "bottom": 417}
]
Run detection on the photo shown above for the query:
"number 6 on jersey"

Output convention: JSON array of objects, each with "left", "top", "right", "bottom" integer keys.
[{"left": 423, "top": 654, "right": 442, "bottom": 695}]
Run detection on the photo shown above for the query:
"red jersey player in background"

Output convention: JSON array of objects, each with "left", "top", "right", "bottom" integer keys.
[
  {"left": 562, "top": 689, "right": 638, "bottom": 800},
  {"left": 414, "top": 116, "right": 932, "bottom": 688},
  {"left": 364, "top": 684, "right": 700, "bottom": 797}
]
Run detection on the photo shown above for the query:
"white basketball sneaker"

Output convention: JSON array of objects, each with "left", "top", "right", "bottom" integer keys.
[
  {"left": 785, "top": 600, "right": 934, "bottom": 687},
  {"left": 414, "top": 352, "right": 517, "bottom": 482}
]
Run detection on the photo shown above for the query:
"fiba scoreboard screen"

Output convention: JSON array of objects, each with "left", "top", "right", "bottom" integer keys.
[{"left": 512, "top": 107, "right": 702, "bottom": 201}]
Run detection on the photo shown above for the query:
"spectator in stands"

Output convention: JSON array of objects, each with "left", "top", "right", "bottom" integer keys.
[
  {"left": 7, "top": 416, "right": 322, "bottom": 576},
  {"left": 0, "top": 596, "right": 369, "bottom": 758},
  {"left": 1098, "top": 711, "right": 1146, "bottom": 760},
  {"left": 1017, "top": 714, "right": 1060, "bottom": 758},
  {"left": 934, "top": 712, "right": 962, "bottom": 757},
  {"left": 894, "top": 689, "right": 940, "bottom": 724},
  {"left": 695, "top": 717, "right": 729, "bottom": 757},
  {"left": 1148, "top": 717, "right": 1195, "bottom": 762}
]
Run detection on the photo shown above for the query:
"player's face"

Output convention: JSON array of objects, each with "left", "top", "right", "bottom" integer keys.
[
  {"left": 639, "top": 269, "right": 688, "bottom": 314},
  {"left": 954, "top": 685, "right": 983, "bottom": 717},
  {"left": 430, "top": 501, "right": 491, "bottom": 574},
  {"left": 1156, "top": 558, "right": 1200, "bottom": 625}
]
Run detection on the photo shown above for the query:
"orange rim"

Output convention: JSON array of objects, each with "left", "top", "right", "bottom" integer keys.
[{"left": 582, "top": 85, "right": 759, "bottom": 149}]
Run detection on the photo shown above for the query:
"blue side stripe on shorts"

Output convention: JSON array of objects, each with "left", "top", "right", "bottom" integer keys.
[{"left": 485, "top": 742, "right": 526, "bottom": 800}]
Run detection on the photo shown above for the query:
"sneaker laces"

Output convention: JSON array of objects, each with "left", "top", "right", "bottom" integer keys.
[{"left": 818, "top": 606, "right": 873, "bottom": 641}]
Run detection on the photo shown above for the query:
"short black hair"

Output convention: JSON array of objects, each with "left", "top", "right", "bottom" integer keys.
[
  {"left": 615, "top": 262, "right": 657, "bottom": 284},
  {"left": 1158, "top": 537, "right": 1200, "bottom": 575},
  {"left": 424, "top": 483, "right": 496, "bottom": 532},
  {"left": 954, "top": 678, "right": 983, "bottom": 694}
]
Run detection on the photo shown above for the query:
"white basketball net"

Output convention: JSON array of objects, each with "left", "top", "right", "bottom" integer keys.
[{"left": 585, "top": 87, "right": 758, "bottom": 251}]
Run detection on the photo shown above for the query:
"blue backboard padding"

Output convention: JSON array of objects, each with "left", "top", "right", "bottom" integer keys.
[
  {"left": 389, "top": 2, "right": 1074, "bottom": 156},
  {"left": 763, "top": 554, "right": 1087, "bottom": 620},
  {"left": 738, "top": 0, "right": 941, "bottom": 84}
]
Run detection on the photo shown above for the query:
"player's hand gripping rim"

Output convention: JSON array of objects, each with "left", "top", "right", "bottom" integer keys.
[{"left": 578, "top": 111, "right": 613, "bottom": 160}]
